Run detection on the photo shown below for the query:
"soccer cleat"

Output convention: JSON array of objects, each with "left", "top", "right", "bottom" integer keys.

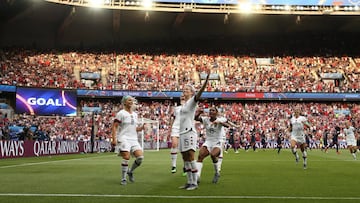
[
  {"left": 295, "top": 155, "right": 299, "bottom": 163},
  {"left": 171, "top": 167, "right": 177, "bottom": 173},
  {"left": 212, "top": 172, "right": 220, "bottom": 184},
  {"left": 186, "top": 184, "right": 198, "bottom": 191},
  {"left": 121, "top": 179, "right": 127, "bottom": 185},
  {"left": 182, "top": 172, "right": 187, "bottom": 177},
  {"left": 127, "top": 171, "right": 134, "bottom": 183},
  {"left": 178, "top": 184, "right": 191, "bottom": 189},
  {"left": 303, "top": 163, "right": 307, "bottom": 169}
]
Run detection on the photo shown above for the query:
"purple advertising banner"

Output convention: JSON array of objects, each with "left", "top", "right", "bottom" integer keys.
[{"left": 0, "top": 140, "right": 111, "bottom": 159}]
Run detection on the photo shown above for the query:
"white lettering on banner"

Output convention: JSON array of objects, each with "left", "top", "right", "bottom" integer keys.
[
  {"left": 245, "top": 93, "right": 256, "bottom": 97},
  {"left": 0, "top": 141, "right": 24, "bottom": 157},
  {"left": 27, "top": 98, "right": 65, "bottom": 106},
  {"left": 33, "top": 141, "right": 57, "bottom": 156},
  {"left": 57, "top": 141, "right": 79, "bottom": 154},
  {"left": 83, "top": 141, "right": 98, "bottom": 153},
  {"left": 83, "top": 141, "right": 89, "bottom": 153}
]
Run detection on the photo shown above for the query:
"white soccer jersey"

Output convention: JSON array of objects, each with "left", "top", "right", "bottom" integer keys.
[
  {"left": 179, "top": 96, "right": 197, "bottom": 134},
  {"left": 201, "top": 116, "right": 227, "bottom": 142},
  {"left": 170, "top": 106, "right": 181, "bottom": 137},
  {"left": 221, "top": 126, "right": 226, "bottom": 143},
  {"left": 290, "top": 116, "right": 307, "bottom": 137},
  {"left": 114, "top": 109, "right": 139, "bottom": 142},
  {"left": 178, "top": 96, "right": 198, "bottom": 152},
  {"left": 344, "top": 126, "right": 356, "bottom": 146}
]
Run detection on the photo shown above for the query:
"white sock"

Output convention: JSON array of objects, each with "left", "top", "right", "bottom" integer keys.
[
  {"left": 218, "top": 157, "right": 223, "bottom": 172},
  {"left": 213, "top": 161, "right": 219, "bottom": 174},
  {"left": 196, "top": 162, "right": 203, "bottom": 179},
  {"left": 190, "top": 161, "right": 198, "bottom": 185},
  {"left": 121, "top": 159, "right": 129, "bottom": 180},
  {"left": 170, "top": 148, "right": 178, "bottom": 167},
  {"left": 292, "top": 148, "right": 298, "bottom": 158},
  {"left": 303, "top": 151, "right": 307, "bottom": 165},
  {"left": 185, "top": 161, "right": 192, "bottom": 184}
]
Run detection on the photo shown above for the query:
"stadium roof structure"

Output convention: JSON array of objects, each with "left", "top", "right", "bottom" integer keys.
[
  {"left": 0, "top": 0, "right": 360, "bottom": 49},
  {"left": 45, "top": 0, "right": 360, "bottom": 15}
]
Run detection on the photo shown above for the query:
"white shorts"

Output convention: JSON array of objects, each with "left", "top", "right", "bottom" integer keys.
[
  {"left": 291, "top": 135, "right": 306, "bottom": 144},
  {"left": 170, "top": 128, "right": 180, "bottom": 138},
  {"left": 202, "top": 140, "right": 222, "bottom": 152},
  {"left": 179, "top": 131, "right": 197, "bottom": 152},
  {"left": 116, "top": 139, "right": 143, "bottom": 154},
  {"left": 346, "top": 139, "right": 356, "bottom": 146}
]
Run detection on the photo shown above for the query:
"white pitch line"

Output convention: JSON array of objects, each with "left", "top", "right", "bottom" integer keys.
[{"left": 0, "top": 193, "right": 359, "bottom": 200}]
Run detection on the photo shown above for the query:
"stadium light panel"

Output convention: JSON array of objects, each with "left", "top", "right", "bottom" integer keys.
[
  {"left": 284, "top": 5, "right": 291, "bottom": 11},
  {"left": 89, "top": 0, "right": 104, "bottom": 7},
  {"left": 238, "top": 2, "right": 252, "bottom": 13},
  {"left": 143, "top": 0, "right": 152, "bottom": 9}
]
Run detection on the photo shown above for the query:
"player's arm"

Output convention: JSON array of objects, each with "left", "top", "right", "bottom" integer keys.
[
  {"left": 111, "top": 120, "right": 120, "bottom": 145},
  {"left": 224, "top": 120, "right": 240, "bottom": 128},
  {"left": 303, "top": 120, "right": 312, "bottom": 129},
  {"left": 195, "top": 69, "right": 210, "bottom": 102},
  {"left": 194, "top": 108, "right": 204, "bottom": 122},
  {"left": 288, "top": 123, "right": 292, "bottom": 132},
  {"left": 136, "top": 123, "right": 145, "bottom": 132}
]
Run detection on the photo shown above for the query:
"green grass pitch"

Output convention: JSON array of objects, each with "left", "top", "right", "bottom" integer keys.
[{"left": 0, "top": 148, "right": 359, "bottom": 203}]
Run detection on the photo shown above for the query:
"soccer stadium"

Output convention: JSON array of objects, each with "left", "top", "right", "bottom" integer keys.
[{"left": 0, "top": 0, "right": 360, "bottom": 202}]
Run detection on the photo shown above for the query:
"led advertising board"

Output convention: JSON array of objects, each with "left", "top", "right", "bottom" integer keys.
[{"left": 16, "top": 87, "right": 77, "bottom": 116}]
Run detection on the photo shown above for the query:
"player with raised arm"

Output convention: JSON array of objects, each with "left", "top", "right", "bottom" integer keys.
[{"left": 178, "top": 70, "right": 210, "bottom": 190}]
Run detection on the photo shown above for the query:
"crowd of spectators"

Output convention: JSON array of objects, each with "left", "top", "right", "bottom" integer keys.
[
  {"left": 1, "top": 49, "right": 359, "bottom": 93},
  {"left": 0, "top": 48, "right": 359, "bottom": 148},
  {"left": 1, "top": 99, "right": 359, "bottom": 149}
]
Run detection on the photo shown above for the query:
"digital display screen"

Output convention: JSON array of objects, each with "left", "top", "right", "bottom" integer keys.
[{"left": 16, "top": 87, "right": 77, "bottom": 116}]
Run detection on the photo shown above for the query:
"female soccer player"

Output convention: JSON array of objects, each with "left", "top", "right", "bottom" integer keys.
[
  {"left": 169, "top": 95, "right": 186, "bottom": 175},
  {"left": 195, "top": 107, "right": 227, "bottom": 184},
  {"left": 111, "top": 96, "right": 145, "bottom": 185},
  {"left": 289, "top": 108, "right": 311, "bottom": 169},
  {"left": 343, "top": 121, "right": 358, "bottom": 160},
  {"left": 178, "top": 70, "right": 210, "bottom": 190}
]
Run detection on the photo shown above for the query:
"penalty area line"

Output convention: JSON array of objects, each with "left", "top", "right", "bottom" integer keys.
[{"left": 0, "top": 193, "right": 359, "bottom": 200}]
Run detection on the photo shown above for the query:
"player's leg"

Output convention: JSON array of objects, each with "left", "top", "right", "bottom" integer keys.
[
  {"left": 218, "top": 142, "right": 225, "bottom": 171},
  {"left": 300, "top": 143, "right": 307, "bottom": 169},
  {"left": 290, "top": 139, "right": 299, "bottom": 163},
  {"left": 170, "top": 136, "right": 179, "bottom": 173},
  {"left": 127, "top": 144, "right": 144, "bottom": 182},
  {"left": 335, "top": 142, "right": 340, "bottom": 154},
  {"left": 184, "top": 149, "right": 198, "bottom": 190},
  {"left": 196, "top": 145, "right": 209, "bottom": 184},
  {"left": 210, "top": 146, "right": 221, "bottom": 183},
  {"left": 349, "top": 145, "right": 357, "bottom": 160},
  {"left": 119, "top": 151, "right": 130, "bottom": 185},
  {"left": 179, "top": 133, "right": 198, "bottom": 190}
]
